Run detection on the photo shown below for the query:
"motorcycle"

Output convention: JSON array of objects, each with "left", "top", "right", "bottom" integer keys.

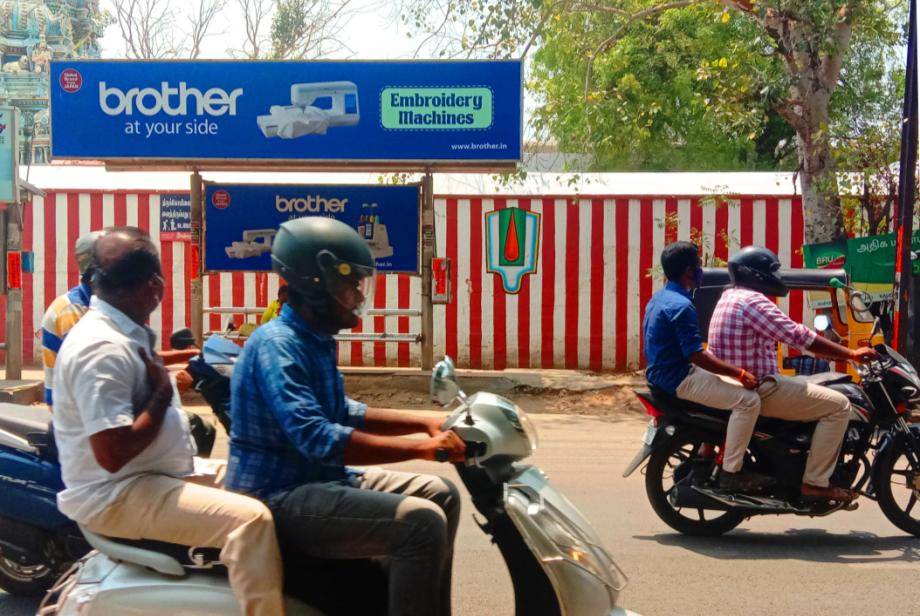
[
  {"left": 624, "top": 316, "right": 920, "bottom": 537},
  {"left": 0, "top": 359, "right": 217, "bottom": 597},
  {"left": 39, "top": 357, "right": 639, "bottom": 616}
]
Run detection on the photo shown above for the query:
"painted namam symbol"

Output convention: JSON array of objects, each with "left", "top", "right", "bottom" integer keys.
[{"left": 485, "top": 207, "right": 541, "bottom": 294}]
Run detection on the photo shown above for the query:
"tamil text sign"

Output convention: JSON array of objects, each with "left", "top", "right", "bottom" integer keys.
[{"left": 160, "top": 193, "right": 191, "bottom": 241}]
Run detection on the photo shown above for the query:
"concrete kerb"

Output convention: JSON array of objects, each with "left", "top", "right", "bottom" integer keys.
[
  {"left": 0, "top": 379, "right": 43, "bottom": 404},
  {"left": 342, "top": 366, "right": 645, "bottom": 396},
  {"left": 0, "top": 367, "right": 645, "bottom": 408}
]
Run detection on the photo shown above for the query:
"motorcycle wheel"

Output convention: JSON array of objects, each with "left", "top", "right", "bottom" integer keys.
[
  {"left": 645, "top": 432, "right": 745, "bottom": 536},
  {"left": 0, "top": 553, "right": 55, "bottom": 596},
  {"left": 875, "top": 440, "right": 920, "bottom": 537}
]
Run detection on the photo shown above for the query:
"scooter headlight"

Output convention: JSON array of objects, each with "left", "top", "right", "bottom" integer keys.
[
  {"left": 527, "top": 499, "right": 627, "bottom": 591},
  {"left": 517, "top": 407, "right": 539, "bottom": 452}
]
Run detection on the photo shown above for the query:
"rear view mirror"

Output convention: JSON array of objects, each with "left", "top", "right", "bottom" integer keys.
[
  {"left": 431, "top": 357, "right": 461, "bottom": 406},
  {"left": 813, "top": 315, "right": 831, "bottom": 332},
  {"left": 170, "top": 328, "right": 197, "bottom": 350}
]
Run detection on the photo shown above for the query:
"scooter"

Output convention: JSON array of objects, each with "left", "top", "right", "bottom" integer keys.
[
  {"left": 38, "top": 358, "right": 639, "bottom": 616},
  {"left": 0, "top": 359, "right": 217, "bottom": 597},
  {"left": 0, "top": 404, "right": 84, "bottom": 596},
  {"left": 170, "top": 328, "right": 241, "bottom": 434}
]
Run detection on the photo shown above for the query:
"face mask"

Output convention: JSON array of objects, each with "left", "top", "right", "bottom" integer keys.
[{"left": 692, "top": 267, "right": 705, "bottom": 288}]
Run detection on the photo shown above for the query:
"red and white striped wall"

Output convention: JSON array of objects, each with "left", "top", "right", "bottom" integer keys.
[
  {"left": 10, "top": 190, "right": 810, "bottom": 372},
  {"left": 432, "top": 196, "right": 810, "bottom": 371}
]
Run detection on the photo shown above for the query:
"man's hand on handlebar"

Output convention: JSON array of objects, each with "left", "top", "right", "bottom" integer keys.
[
  {"left": 423, "top": 416, "right": 447, "bottom": 437},
  {"left": 422, "top": 430, "right": 467, "bottom": 463},
  {"left": 850, "top": 346, "right": 880, "bottom": 363}
]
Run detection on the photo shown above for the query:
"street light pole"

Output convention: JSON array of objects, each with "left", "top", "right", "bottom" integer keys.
[{"left": 893, "top": 0, "right": 919, "bottom": 359}]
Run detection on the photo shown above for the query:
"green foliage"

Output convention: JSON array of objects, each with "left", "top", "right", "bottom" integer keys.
[
  {"left": 400, "top": 0, "right": 906, "bottom": 174},
  {"left": 531, "top": 3, "right": 792, "bottom": 170},
  {"left": 270, "top": 0, "right": 305, "bottom": 59}
]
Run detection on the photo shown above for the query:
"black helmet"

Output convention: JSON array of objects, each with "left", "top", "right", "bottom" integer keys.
[
  {"left": 727, "top": 246, "right": 789, "bottom": 297},
  {"left": 271, "top": 217, "right": 376, "bottom": 318}
]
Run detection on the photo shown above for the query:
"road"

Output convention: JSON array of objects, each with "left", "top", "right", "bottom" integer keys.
[{"left": 3, "top": 411, "right": 919, "bottom": 615}]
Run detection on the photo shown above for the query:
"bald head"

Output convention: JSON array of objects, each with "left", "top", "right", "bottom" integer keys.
[{"left": 91, "top": 227, "right": 162, "bottom": 299}]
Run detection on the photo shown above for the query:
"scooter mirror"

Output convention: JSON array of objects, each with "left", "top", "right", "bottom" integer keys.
[
  {"left": 170, "top": 328, "right": 197, "bottom": 350},
  {"left": 813, "top": 314, "right": 831, "bottom": 332},
  {"left": 431, "top": 357, "right": 460, "bottom": 406}
]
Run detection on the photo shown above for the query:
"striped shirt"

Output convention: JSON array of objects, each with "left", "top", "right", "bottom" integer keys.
[
  {"left": 41, "top": 284, "right": 91, "bottom": 406},
  {"left": 708, "top": 287, "right": 817, "bottom": 380}
]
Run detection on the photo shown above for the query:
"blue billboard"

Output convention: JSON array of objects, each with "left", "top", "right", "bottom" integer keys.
[
  {"left": 204, "top": 183, "right": 420, "bottom": 273},
  {"left": 50, "top": 60, "right": 522, "bottom": 164}
]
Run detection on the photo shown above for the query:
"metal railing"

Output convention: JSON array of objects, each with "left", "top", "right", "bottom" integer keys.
[
  {"left": 201, "top": 306, "right": 421, "bottom": 344},
  {"left": 202, "top": 306, "right": 421, "bottom": 317}
]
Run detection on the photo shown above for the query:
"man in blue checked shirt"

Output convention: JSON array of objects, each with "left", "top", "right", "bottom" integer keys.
[{"left": 226, "top": 217, "right": 466, "bottom": 616}]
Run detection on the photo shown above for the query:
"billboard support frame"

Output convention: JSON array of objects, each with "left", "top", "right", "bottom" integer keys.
[
  {"left": 190, "top": 172, "right": 437, "bottom": 368},
  {"left": 421, "top": 170, "right": 434, "bottom": 371},
  {"left": 191, "top": 170, "right": 204, "bottom": 347}
]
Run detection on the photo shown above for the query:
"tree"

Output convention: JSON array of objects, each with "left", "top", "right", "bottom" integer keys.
[
  {"left": 221, "top": 0, "right": 354, "bottom": 59},
  {"left": 111, "top": 0, "right": 180, "bottom": 58},
  {"left": 397, "top": 0, "right": 906, "bottom": 243},
  {"left": 111, "top": 0, "right": 226, "bottom": 59},
  {"left": 188, "top": 0, "right": 228, "bottom": 59},
  {"left": 831, "top": 16, "right": 905, "bottom": 237},
  {"left": 270, "top": 0, "right": 354, "bottom": 59},
  {"left": 230, "top": 0, "right": 273, "bottom": 58},
  {"left": 528, "top": 4, "right": 794, "bottom": 171}
]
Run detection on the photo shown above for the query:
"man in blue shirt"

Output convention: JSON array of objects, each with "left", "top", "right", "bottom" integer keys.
[
  {"left": 643, "top": 241, "right": 764, "bottom": 491},
  {"left": 227, "top": 217, "right": 466, "bottom": 616}
]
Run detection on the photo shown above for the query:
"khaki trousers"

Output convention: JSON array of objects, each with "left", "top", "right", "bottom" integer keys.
[
  {"left": 757, "top": 375, "right": 851, "bottom": 487},
  {"left": 83, "top": 469, "right": 285, "bottom": 616},
  {"left": 676, "top": 370, "right": 851, "bottom": 486},
  {"left": 676, "top": 367, "right": 761, "bottom": 473}
]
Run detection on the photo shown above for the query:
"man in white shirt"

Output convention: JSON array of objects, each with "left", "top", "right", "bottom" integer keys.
[{"left": 53, "top": 227, "right": 284, "bottom": 616}]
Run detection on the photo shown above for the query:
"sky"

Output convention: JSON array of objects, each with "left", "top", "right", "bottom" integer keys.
[{"left": 98, "top": 0, "right": 422, "bottom": 60}]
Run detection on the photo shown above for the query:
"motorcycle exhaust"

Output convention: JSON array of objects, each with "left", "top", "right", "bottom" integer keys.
[{"left": 668, "top": 484, "right": 732, "bottom": 511}]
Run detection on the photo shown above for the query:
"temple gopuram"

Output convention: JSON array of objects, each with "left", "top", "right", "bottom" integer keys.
[{"left": 0, "top": 1, "right": 104, "bottom": 163}]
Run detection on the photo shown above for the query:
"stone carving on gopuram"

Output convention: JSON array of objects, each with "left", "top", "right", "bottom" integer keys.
[{"left": 0, "top": 1, "right": 106, "bottom": 163}]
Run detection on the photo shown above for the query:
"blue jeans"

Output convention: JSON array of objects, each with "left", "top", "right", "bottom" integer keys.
[{"left": 268, "top": 468, "right": 461, "bottom": 616}]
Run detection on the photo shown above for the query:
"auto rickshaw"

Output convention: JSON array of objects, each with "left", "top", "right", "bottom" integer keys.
[{"left": 693, "top": 267, "right": 886, "bottom": 380}]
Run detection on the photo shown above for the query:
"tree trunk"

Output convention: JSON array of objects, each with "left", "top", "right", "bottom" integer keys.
[
  {"left": 755, "top": 5, "right": 852, "bottom": 245},
  {"left": 797, "top": 130, "right": 845, "bottom": 243}
]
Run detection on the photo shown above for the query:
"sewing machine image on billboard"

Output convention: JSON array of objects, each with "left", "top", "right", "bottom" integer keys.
[
  {"left": 224, "top": 229, "right": 278, "bottom": 259},
  {"left": 257, "top": 81, "right": 360, "bottom": 139},
  {"left": 358, "top": 203, "right": 394, "bottom": 259}
]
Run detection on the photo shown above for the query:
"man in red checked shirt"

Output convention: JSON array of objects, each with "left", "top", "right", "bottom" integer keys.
[{"left": 709, "top": 246, "right": 879, "bottom": 503}]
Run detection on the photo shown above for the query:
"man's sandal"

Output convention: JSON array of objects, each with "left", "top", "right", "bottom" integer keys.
[{"left": 800, "top": 484, "right": 857, "bottom": 503}]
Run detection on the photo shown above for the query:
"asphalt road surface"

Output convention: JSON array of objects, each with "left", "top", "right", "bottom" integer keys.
[{"left": 4, "top": 411, "right": 919, "bottom": 615}]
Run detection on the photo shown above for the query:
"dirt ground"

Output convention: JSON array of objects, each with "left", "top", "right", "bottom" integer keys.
[
  {"left": 342, "top": 376, "right": 647, "bottom": 417},
  {"left": 180, "top": 373, "right": 647, "bottom": 418}
]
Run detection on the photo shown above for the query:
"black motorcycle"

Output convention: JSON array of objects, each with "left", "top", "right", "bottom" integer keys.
[{"left": 624, "top": 339, "right": 920, "bottom": 537}]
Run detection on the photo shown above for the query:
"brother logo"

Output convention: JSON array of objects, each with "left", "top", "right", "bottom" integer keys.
[
  {"left": 275, "top": 195, "right": 347, "bottom": 213},
  {"left": 99, "top": 82, "right": 243, "bottom": 117}
]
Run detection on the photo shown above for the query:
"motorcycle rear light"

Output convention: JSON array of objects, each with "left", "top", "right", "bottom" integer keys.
[
  {"left": 635, "top": 394, "right": 663, "bottom": 419},
  {"left": 896, "top": 402, "right": 909, "bottom": 415}
]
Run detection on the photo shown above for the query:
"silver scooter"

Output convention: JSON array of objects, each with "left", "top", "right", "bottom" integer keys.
[{"left": 38, "top": 358, "right": 638, "bottom": 616}]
